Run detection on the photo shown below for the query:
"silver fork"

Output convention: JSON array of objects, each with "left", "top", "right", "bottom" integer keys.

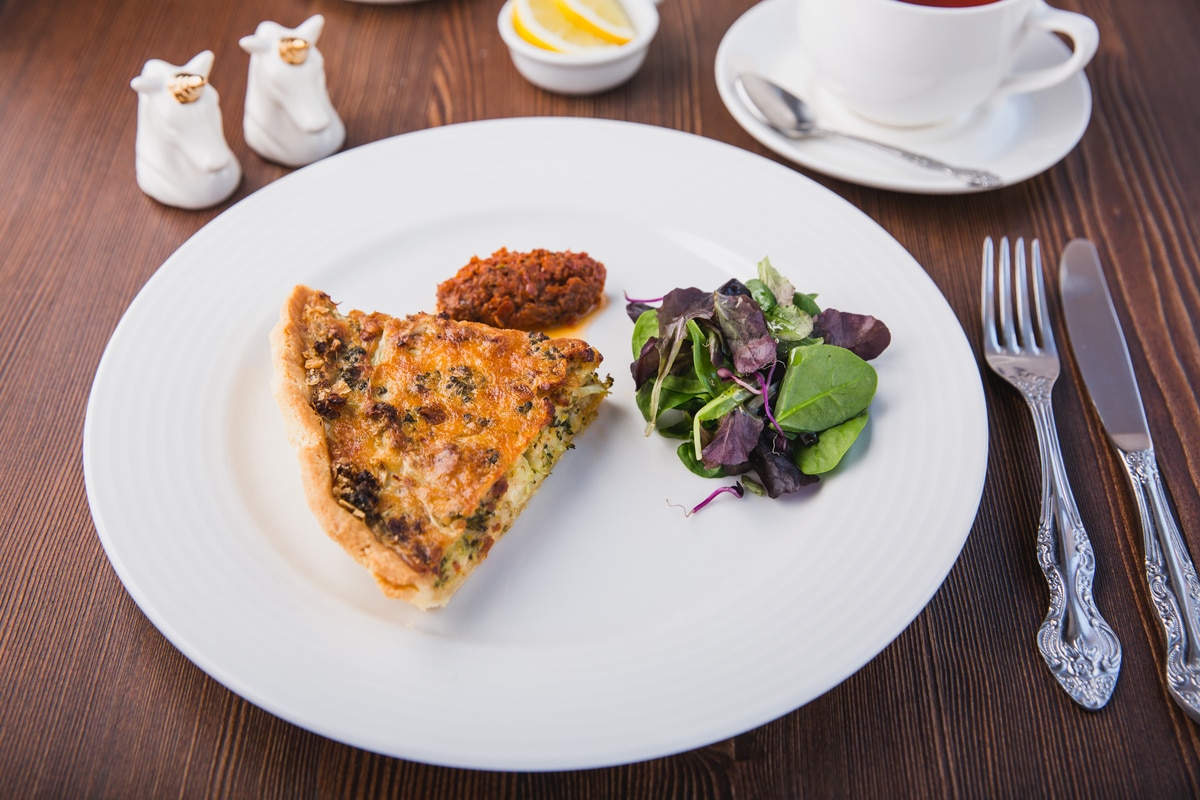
[{"left": 981, "top": 236, "right": 1122, "bottom": 710}]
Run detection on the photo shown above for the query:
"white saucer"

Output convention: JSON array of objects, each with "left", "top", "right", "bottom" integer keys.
[{"left": 714, "top": 0, "right": 1093, "bottom": 194}]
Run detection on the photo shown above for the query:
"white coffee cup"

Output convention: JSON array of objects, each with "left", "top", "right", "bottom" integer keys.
[{"left": 796, "top": 0, "right": 1099, "bottom": 127}]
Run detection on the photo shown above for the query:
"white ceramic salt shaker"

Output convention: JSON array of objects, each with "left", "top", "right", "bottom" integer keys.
[
  {"left": 240, "top": 15, "right": 346, "bottom": 168},
  {"left": 130, "top": 51, "right": 241, "bottom": 210}
]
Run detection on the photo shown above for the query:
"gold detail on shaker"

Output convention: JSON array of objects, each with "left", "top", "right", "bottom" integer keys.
[
  {"left": 278, "top": 37, "right": 311, "bottom": 65},
  {"left": 167, "top": 73, "right": 207, "bottom": 104}
]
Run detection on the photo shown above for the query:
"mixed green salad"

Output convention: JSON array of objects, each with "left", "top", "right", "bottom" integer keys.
[{"left": 627, "top": 258, "right": 891, "bottom": 512}]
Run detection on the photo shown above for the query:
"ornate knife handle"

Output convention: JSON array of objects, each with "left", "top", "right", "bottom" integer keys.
[
  {"left": 1029, "top": 395, "right": 1122, "bottom": 709},
  {"left": 1122, "top": 448, "right": 1200, "bottom": 722}
]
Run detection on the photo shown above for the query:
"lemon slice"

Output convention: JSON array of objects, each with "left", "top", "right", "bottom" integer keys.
[
  {"left": 512, "top": 0, "right": 619, "bottom": 53},
  {"left": 554, "top": 0, "right": 636, "bottom": 45}
]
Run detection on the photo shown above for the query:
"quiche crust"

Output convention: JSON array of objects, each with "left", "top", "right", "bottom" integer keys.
[{"left": 270, "top": 285, "right": 609, "bottom": 609}]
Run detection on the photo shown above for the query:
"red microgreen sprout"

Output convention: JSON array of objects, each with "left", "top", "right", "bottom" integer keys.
[
  {"left": 716, "top": 367, "right": 761, "bottom": 394},
  {"left": 624, "top": 291, "right": 664, "bottom": 305},
  {"left": 668, "top": 482, "right": 745, "bottom": 516}
]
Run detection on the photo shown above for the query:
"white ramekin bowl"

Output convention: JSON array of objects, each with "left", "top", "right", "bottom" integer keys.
[{"left": 497, "top": 0, "right": 661, "bottom": 95}]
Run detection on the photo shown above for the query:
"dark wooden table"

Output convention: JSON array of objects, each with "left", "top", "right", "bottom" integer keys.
[{"left": 4, "top": 0, "right": 1200, "bottom": 796}]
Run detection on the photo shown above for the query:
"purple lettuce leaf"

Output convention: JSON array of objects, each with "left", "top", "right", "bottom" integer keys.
[
  {"left": 630, "top": 337, "right": 659, "bottom": 388},
  {"left": 813, "top": 309, "right": 892, "bottom": 361},
  {"left": 749, "top": 431, "right": 819, "bottom": 498},
  {"left": 631, "top": 336, "right": 696, "bottom": 388},
  {"left": 653, "top": 288, "right": 715, "bottom": 385},
  {"left": 643, "top": 288, "right": 716, "bottom": 431},
  {"left": 713, "top": 292, "right": 776, "bottom": 374},
  {"left": 716, "top": 278, "right": 753, "bottom": 298},
  {"left": 625, "top": 301, "right": 657, "bottom": 322},
  {"left": 658, "top": 287, "right": 715, "bottom": 328},
  {"left": 701, "top": 406, "right": 765, "bottom": 469}
]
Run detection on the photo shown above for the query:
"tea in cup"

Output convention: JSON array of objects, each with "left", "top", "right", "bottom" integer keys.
[{"left": 795, "top": 0, "right": 1099, "bottom": 127}]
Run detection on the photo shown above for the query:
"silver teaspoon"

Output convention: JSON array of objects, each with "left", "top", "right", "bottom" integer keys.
[{"left": 735, "top": 72, "right": 1004, "bottom": 190}]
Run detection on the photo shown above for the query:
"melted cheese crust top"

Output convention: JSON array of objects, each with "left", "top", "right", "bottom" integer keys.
[{"left": 282, "top": 288, "right": 607, "bottom": 601}]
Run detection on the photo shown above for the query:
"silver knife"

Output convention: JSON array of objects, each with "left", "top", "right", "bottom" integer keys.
[{"left": 1060, "top": 238, "right": 1200, "bottom": 723}]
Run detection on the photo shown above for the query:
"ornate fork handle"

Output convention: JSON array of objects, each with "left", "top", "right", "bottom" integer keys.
[
  {"left": 1121, "top": 448, "right": 1200, "bottom": 721},
  {"left": 1024, "top": 386, "right": 1122, "bottom": 708}
]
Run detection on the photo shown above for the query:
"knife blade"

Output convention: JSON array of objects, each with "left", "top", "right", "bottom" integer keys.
[
  {"left": 1059, "top": 241, "right": 1152, "bottom": 452},
  {"left": 1060, "top": 238, "right": 1200, "bottom": 723}
]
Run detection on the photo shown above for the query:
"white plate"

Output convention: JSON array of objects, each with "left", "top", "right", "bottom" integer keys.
[
  {"left": 83, "top": 117, "right": 987, "bottom": 770},
  {"left": 715, "top": 0, "right": 1093, "bottom": 194}
]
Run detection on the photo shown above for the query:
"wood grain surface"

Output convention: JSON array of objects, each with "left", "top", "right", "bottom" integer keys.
[{"left": 2, "top": 0, "right": 1199, "bottom": 796}]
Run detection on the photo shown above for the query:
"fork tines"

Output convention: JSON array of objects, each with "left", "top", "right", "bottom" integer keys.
[{"left": 982, "top": 235, "right": 1056, "bottom": 358}]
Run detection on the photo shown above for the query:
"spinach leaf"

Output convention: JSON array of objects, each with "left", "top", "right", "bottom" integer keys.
[
  {"left": 755, "top": 258, "right": 813, "bottom": 342},
  {"left": 744, "top": 278, "right": 777, "bottom": 312},
  {"left": 765, "top": 303, "right": 814, "bottom": 342},
  {"left": 757, "top": 257, "right": 797, "bottom": 308},
  {"left": 636, "top": 376, "right": 709, "bottom": 420},
  {"left": 677, "top": 441, "right": 725, "bottom": 479},
  {"left": 626, "top": 301, "right": 657, "bottom": 323},
  {"left": 658, "top": 415, "right": 697, "bottom": 440},
  {"left": 795, "top": 411, "right": 869, "bottom": 474},
  {"left": 774, "top": 344, "right": 877, "bottom": 433},
  {"left": 687, "top": 319, "right": 724, "bottom": 397},
  {"left": 631, "top": 308, "right": 659, "bottom": 358},
  {"left": 793, "top": 292, "right": 822, "bottom": 317}
]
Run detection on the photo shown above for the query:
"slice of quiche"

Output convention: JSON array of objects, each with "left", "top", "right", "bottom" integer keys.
[{"left": 271, "top": 286, "right": 610, "bottom": 609}]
